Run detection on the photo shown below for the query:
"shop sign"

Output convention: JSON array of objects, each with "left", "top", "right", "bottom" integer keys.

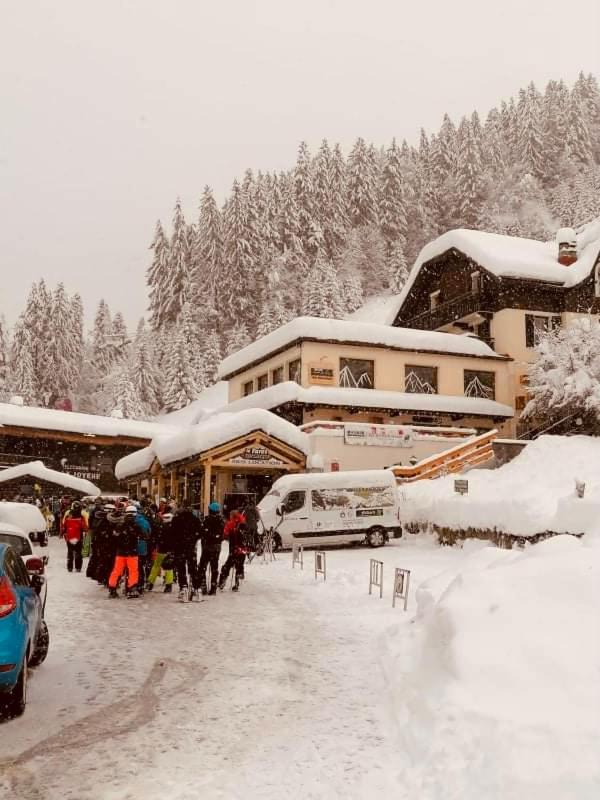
[
  {"left": 309, "top": 362, "right": 335, "bottom": 385},
  {"left": 454, "top": 479, "right": 469, "bottom": 495},
  {"left": 64, "top": 464, "right": 101, "bottom": 482},
  {"left": 344, "top": 423, "right": 413, "bottom": 448},
  {"left": 227, "top": 446, "right": 285, "bottom": 467}
]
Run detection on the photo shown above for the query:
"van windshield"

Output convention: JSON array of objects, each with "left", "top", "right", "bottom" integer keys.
[{"left": 258, "top": 489, "right": 281, "bottom": 512}]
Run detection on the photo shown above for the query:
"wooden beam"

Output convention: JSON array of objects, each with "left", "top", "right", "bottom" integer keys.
[
  {"left": 0, "top": 425, "right": 151, "bottom": 448},
  {"left": 202, "top": 461, "right": 212, "bottom": 514}
]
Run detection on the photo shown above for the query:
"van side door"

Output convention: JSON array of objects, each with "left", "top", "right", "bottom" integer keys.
[{"left": 278, "top": 490, "right": 310, "bottom": 545}]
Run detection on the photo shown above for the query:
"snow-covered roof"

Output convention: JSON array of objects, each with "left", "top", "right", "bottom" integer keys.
[
  {"left": 345, "top": 294, "right": 402, "bottom": 323},
  {"left": 262, "top": 469, "right": 398, "bottom": 496},
  {"left": 0, "top": 501, "right": 47, "bottom": 532},
  {"left": 0, "top": 461, "right": 100, "bottom": 495},
  {"left": 156, "top": 382, "right": 229, "bottom": 426},
  {"left": 217, "top": 316, "right": 505, "bottom": 378},
  {"left": 115, "top": 409, "right": 310, "bottom": 479},
  {"left": 387, "top": 216, "right": 600, "bottom": 325},
  {"left": 0, "top": 402, "right": 176, "bottom": 440},
  {"left": 222, "top": 381, "right": 513, "bottom": 419}
]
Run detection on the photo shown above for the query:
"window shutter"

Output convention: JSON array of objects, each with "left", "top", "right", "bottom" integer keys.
[{"left": 525, "top": 315, "right": 534, "bottom": 348}]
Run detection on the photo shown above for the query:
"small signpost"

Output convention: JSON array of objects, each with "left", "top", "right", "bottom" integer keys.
[
  {"left": 292, "top": 543, "right": 304, "bottom": 570},
  {"left": 314, "top": 550, "right": 326, "bottom": 581},
  {"left": 575, "top": 479, "right": 586, "bottom": 498},
  {"left": 454, "top": 479, "right": 469, "bottom": 495},
  {"left": 369, "top": 559, "right": 384, "bottom": 599},
  {"left": 392, "top": 568, "right": 411, "bottom": 610}
]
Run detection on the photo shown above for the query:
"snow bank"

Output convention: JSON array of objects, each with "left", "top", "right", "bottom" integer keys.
[
  {"left": 224, "top": 381, "right": 513, "bottom": 419},
  {"left": 401, "top": 434, "right": 600, "bottom": 537},
  {"left": 385, "top": 536, "right": 600, "bottom": 798},
  {"left": 156, "top": 381, "right": 229, "bottom": 426},
  {"left": 388, "top": 216, "right": 600, "bottom": 324},
  {"left": 0, "top": 402, "right": 176, "bottom": 440},
  {"left": 218, "top": 316, "right": 503, "bottom": 378},
  {"left": 0, "top": 460, "right": 100, "bottom": 495}
]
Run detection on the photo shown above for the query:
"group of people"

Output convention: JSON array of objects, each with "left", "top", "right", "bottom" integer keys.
[{"left": 59, "top": 495, "right": 260, "bottom": 600}]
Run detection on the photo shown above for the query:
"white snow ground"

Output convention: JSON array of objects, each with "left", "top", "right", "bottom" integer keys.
[{"left": 1, "top": 534, "right": 598, "bottom": 800}]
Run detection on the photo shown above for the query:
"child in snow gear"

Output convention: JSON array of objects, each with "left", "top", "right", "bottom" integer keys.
[
  {"left": 171, "top": 502, "right": 203, "bottom": 600},
  {"left": 146, "top": 513, "right": 175, "bottom": 592},
  {"left": 107, "top": 506, "right": 140, "bottom": 598},
  {"left": 218, "top": 510, "right": 248, "bottom": 591},
  {"left": 62, "top": 501, "right": 88, "bottom": 572},
  {"left": 199, "top": 502, "right": 225, "bottom": 595}
]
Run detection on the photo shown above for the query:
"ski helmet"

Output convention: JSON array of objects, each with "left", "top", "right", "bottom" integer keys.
[{"left": 208, "top": 502, "right": 221, "bottom": 513}]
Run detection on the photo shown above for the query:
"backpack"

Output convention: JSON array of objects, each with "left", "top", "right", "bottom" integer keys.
[{"left": 64, "top": 515, "right": 85, "bottom": 545}]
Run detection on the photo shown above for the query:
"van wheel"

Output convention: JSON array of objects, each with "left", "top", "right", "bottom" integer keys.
[
  {"left": 273, "top": 533, "right": 282, "bottom": 552},
  {"left": 2, "top": 659, "right": 27, "bottom": 720},
  {"left": 367, "top": 527, "right": 386, "bottom": 548},
  {"left": 29, "top": 620, "right": 50, "bottom": 667}
]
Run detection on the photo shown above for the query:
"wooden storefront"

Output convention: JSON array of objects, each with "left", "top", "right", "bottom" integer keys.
[{"left": 124, "top": 430, "right": 307, "bottom": 513}]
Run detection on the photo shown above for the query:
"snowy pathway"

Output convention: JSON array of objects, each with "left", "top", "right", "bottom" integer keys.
[{"left": 0, "top": 539, "right": 417, "bottom": 800}]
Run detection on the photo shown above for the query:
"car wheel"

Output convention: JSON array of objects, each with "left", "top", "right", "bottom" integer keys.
[
  {"left": 367, "top": 527, "right": 386, "bottom": 548},
  {"left": 29, "top": 620, "right": 50, "bottom": 667},
  {"left": 2, "top": 658, "right": 28, "bottom": 720}
]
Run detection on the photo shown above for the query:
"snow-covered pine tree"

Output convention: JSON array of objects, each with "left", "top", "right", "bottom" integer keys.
[
  {"left": 294, "top": 142, "right": 322, "bottom": 257},
  {"left": 0, "top": 315, "right": 9, "bottom": 400},
  {"left": 341, "top": 272, "right": 364, "bottom": 314},
  {"left": 92, "top": 299, "right": 115, "bottom": 373},
  {"left": 221, "top": 180, "right": 255, "bottom": 328},
  {"left": 10, "top": 323, "right": 37, "bottom": 405},
  {"left": 112, "top": 366, "right": 144, "bottom": 419},
  {"left": 112, "top": 312, "right": 128, "bottom": 349},
  {"left": 200, "top": 329, "right": 222, "bottom": 386},
  {"left": 163, "top": 327, "right": 200, "bottom": 411},
  {"left": 178, "top": 302, "right": 206, "bottom": 390},
  {"left": 69, "top": 293, "right": 85, "bottom": 374},
  {"left": 565, "top": 86, "right": 594, "bottom": 165},
  {"left": 301, "top": 255, "right": 345, "bottom": 319},
  {"left": 42, "top": 283, "right": 78, "bottom": 401},
  {"left": 387, "top": 240, "right": 410, "bottom": 294},
  {"left": 347, "top": 137, "right": 379, "bottom": 228},
  {"left": 516, "top": 82, "right": 545, "bottom": 179},
  {"left": 133, "top": 335, "right": 162, "bottom": 415},
  {"left": 147, "top": 220, "right": 170, "bottom": 331},
  {"left": 225, "top": 321, "right": 251, "bottom": 356},
  {"left": 379, "top": 139, "right": 408, "bottom": 252},
  {"left": 164, "top": 199, "right": 191, "bottom": 325},
  {"left": 455, "top": 117, "right": 483, "bottom": 226},
  {"left": 256, "top": 255, "right": 291, "bottom": 337}
]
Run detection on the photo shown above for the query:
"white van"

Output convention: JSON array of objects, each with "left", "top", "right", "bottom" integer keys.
[{"left": 258, "top": 470, "right": 401, "bottom": 549}]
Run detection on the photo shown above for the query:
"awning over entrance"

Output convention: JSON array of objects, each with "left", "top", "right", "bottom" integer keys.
[{"left": 115, "top": 409, "right": 309, "bottom": 512}]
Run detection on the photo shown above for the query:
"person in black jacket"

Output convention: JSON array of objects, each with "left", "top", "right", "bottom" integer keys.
[
  {"left": 107, "top": 506, "right": 141, "bottom": 598},
  {"left": 146, "top": 512, "right": 176, "bottom": 593},
  {"left": 199, "top": 502, "right": 225, "bottom": 595},
  {"left": 171, "top": 501, "right": 203, "bottom": 600}
]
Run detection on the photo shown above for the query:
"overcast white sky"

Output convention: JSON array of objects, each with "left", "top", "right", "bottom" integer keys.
[{"left": 2, "top": 0, "right": 599, "bottom": 329}]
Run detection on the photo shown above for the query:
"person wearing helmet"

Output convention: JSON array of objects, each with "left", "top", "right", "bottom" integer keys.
[
  {"left": 146, "top": 512, "right": 175, "bottom": 593},
  {"left": 107, "top": 505, "right": 141, "bottom": 598},
  {"left": 199, "top": 502, "right": 225, "bottom": 595},
  {"left": 218, "top": 509, "right": 248, "bottom": 592},
  {"left": 61, "top": 500, "right": 89, "bottom": 573}
]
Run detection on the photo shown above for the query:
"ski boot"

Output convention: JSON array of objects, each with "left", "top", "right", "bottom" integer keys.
[
  {"left": 189, "top": 588, "right": 198, "bottom": 602},
  {"left": 201, "top": 587, "right": 208, "bottom": 596},
  {"left": 146, "top": 582, "right": 154, "bottom": 592},
  {"left": 208, "top": 586, "right": 217, "bottom": 596},
  {"left": 178, "top": 587, "right": 189, "bottom": 602},
  {"left": 108, "top": 588, "right": 118, "bottom": 599},
  {"left": 232, "top": 578, "right": 240, "bottom": 592},
  {"left": 218, "top": 577, "right": 226, "bottom": 591},
  {"left": 163, "top": 583, "right": 173, "bottom": 594},
  {"left": 127, "top": 586, "right": 140, "bottom": 599}
]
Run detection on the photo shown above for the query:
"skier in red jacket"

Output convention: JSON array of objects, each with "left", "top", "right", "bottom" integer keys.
[
  {"left": 62, "top": 501, "right": 89, "bottom": 572},
  {"left": 218, "top": 510, "right": 248, "bottom": 592}
]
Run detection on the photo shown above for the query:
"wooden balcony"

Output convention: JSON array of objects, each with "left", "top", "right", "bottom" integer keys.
[{"left": 404, "top": 291, "right": 491, "bottom": 332}]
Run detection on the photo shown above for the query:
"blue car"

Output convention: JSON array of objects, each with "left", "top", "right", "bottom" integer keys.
[{"left": 0, "top": 543, "right": 49, "bottom": 719}]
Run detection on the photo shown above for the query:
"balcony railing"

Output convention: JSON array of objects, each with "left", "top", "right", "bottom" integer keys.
[{"left": 404, "top": 291, "right": 489, "bottom": 331}]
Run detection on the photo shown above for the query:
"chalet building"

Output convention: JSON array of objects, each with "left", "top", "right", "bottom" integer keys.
[
  {"left": 0, "top": 403, "right": 175, "bottom": 491},
  {"left": 216, "top": 317, "right": 514, "bottom": 434},
  {"left": 389, "top": 219, "right": 600, "bottom": 426}
]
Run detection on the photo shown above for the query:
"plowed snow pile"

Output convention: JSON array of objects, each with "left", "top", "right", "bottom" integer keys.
[
  {"left": 401, "top": 435, "right": 600, "bottom": 536},
  {"left": 381, "top": 534, "right": 600, "bottom": 799}
]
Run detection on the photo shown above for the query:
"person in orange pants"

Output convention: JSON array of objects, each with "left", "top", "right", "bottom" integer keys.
[{"left": 108, "top": 505, "right": 141, "bottom": 598}]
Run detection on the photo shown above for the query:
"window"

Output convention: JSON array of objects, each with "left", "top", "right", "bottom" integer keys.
[
  {"left": 242, "top": 380, "right": 254, "bottom": 397},
  {"left": 0, "top": 533, "right": 32, "bottom": 557},
  {"left": 471, "top": 271, "right": 480, "bottom": 294},
  {"left": 257, "top": 374, "right": 268, "bottom": 391},
  {"left": 287, "top": 358, "right": 302, "bottom": 383},
  {"left": 430, "top": 290, "right": 440, "bottom": 310},
  {"left": 464, "top": 370, "right": 496, "bottom": 400},
  {"left": 515, "top": 396, "right": 528, "bottom": 411},
  {"left": 4, "top": 550, "right": 29, "bottom": 587},
  {"left": 525, "top": 314, "right": 561, "bottom": 348},
  {"left": 271, "top": 366, "right": 284, "bottom": 385},
  {"left": 339, "top": 358, "right": 374, "bottom": 389},
  {"left": 405, "top": 365, "right": 438, "bottom": 394},
  {"left": 283, "top": 491, "right": 306, "bottom": 513}
]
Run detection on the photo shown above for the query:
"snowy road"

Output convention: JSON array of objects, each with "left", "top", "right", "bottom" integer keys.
[{"left": 0, "top": 538, "right": 438, "bottom": 800}]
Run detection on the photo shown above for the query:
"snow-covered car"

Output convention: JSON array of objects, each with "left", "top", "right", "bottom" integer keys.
[
  {"left": 0, "top": 524, "right": 48, "bottom": 608},
  {"left": 0, "top": 502, "right": 49, "bottom": 553}
]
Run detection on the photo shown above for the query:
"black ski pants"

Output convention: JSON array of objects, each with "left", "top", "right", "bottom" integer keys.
[
  {"left": 219, "top": 553, "right": 245, "bottom": 585},
  {"left": 67, "top": 540, "right": 83, "bottom": 572},
  {"left": 198, "top": 547, "right": 221, "bottom": 591},
  {"left": 175, "top": 549, "right": 199, "bottom": 589}
]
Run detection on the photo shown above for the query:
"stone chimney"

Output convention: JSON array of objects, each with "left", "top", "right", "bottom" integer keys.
[{"left": 556, "top": 227, "right": 577, "bottom": 266}]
